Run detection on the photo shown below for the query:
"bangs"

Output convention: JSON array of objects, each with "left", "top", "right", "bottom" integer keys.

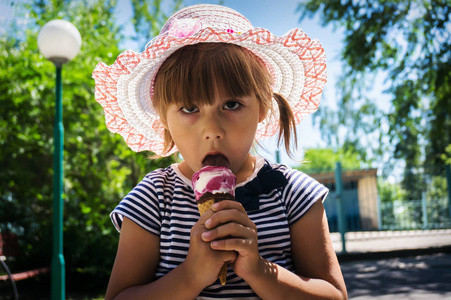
[{"left": 153, "top": 43, "right": 272, "bottom": 112}]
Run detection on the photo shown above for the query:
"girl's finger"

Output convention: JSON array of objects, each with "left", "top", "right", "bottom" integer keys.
[
  {"left": 205, "top": 208, "right": 256, "bottom": 231},
  {"left": 211, "top": 200, "right": 246, "bottom": 214},
  {"left": 202, "top": 222, "right": 256, "bottom": 242},
  {"left": 210, "top": 237, "right": 258, "bottom": 253},
  {"left": 197, "top": 207, "right": 215, "bottom": 224}
]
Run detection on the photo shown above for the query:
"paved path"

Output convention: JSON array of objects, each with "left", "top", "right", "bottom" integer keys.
[
  {"left": 331, "top": 229, "right": 451, "bottom": 253},
  {"left": 341, "top": 253, "right": 451, "bottom": 299},
  {"left": 331, "top": 229, "right": 451, "bottom": 299}
]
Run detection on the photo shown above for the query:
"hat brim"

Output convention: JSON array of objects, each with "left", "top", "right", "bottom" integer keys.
[{"left": 92, "top": 27, "right": 326, "bottom": 156}]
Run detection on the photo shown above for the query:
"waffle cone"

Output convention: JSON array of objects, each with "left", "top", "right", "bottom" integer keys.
[{"left": 197, "top": 197, "right": 228, "bottom": 285}]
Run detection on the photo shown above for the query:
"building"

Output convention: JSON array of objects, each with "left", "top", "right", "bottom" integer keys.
[{"left": 309, "top": 169, "right": 379, "bottom": 231}]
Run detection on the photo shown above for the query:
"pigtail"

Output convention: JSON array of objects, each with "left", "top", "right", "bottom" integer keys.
[{"left": 273, "top": 93, "right": 297, "bottom": 158}]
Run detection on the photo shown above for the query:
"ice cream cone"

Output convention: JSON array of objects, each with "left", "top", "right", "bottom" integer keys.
[
  {"left": 197, "top": 197, "right": 230, "bottom": 285},
  {"left": 192, "top": 166, "right": 237, "bottom": 285}
]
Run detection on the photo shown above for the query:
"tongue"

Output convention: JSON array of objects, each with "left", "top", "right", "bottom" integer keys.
[{"left": 202, "top": 154, "right": 230, "bottom": 168}]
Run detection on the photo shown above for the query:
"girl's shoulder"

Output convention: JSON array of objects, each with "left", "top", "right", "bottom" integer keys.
[
  {"left": 267, "top": 160, "right": 329, "bottom": 199},
  {"left": 143, "top": 165, "right": 175, "bottom": 179},
  {"left": 250, "top": 156, "right": 318, "bottom": 186},
  {"left": 264, "top": 162, "right": 329, "bottom": 226},
  {"left": 267, "top": 161, "right": 315, "bottom": 183},
  {"left": 141, "top": 164, "right": 190, "bottom": 188}
]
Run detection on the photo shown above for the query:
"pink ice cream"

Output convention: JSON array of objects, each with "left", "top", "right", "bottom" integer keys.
[{"left": 192, "top": 166, "right": 236, "bottom": 201}]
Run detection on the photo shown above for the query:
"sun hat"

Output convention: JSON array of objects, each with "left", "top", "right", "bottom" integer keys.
[{"left": 92, "top": 4, "right": 326, "bottom": 156}]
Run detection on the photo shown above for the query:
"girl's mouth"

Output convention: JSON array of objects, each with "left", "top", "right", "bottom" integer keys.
[{"left": 202, "top": 154, "right": 230, "bottom": 169}]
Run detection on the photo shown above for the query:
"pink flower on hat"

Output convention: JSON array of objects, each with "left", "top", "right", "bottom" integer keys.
[{"left": 167, "top": 18, "right": 203, "bottom": 38}]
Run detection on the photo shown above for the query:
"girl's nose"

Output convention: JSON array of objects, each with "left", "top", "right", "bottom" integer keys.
[{"left": 202, "top": 114, "right": 224, "bottom": 141}]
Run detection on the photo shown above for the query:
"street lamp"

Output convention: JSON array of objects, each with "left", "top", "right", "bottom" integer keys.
[{"left": 38, "top": 19, "right": 81, "bottom": 300}]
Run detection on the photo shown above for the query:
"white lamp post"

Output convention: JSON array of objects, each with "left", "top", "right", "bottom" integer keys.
[
  {"left": 38, "top": 19, "right": 81, "bottom": 300},
  {"left": 38, "top": 20, "right": 82, "bottom": 67}
]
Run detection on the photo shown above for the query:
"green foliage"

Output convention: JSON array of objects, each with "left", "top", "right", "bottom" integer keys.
[
  {"left": 427, "top": 175, "right": 448, "bottom": 201},
  {"left": 0, "top": 0, "right": 176, "bottom": 279},
  {"left": 297, "top": 0, "right": 451, "bottom": 181},
  {"left": 130, "top": 0, "right": 183, "bottom": 49},
  {"left": 378, "top": 180, "right": 407, "bottom": 204},
  {"left": 296, "top": 147, "right": 363, "bottom": 173},
  {"left": 441, "top": 144, "right": 451, "bottom": 165},
  {"left": 377, "top": 190, "right": 401, "bottom": 230}
]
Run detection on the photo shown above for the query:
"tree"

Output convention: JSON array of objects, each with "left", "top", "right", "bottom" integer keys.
[
  {"left": 296, "top": 148, "right": 364, "bottom": 173},
  {"left": 297, "top": 0, "right": 451, "bottom": 199},
  {"left": 0, "top": 0, "right": 176, "bottom": 285}
]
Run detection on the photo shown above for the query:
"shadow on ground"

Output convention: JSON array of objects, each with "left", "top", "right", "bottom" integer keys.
[{"left": 341, "top": 253, "right": 451, "bottom": 299}]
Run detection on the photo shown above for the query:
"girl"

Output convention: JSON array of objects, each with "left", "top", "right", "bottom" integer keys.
[{"left": 93, "top": 4, "right": 347, "bottom": 300}]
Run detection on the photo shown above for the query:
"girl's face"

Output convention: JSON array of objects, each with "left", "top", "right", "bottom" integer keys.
[{"left": 165, "top": 92, "right": 266, "bottom": 182}]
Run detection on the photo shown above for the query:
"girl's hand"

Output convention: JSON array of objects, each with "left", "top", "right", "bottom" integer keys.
[
  {"left": 184, "top": 208, "right": 237, "bottom": 288},
  {"left": 201, "top": 200, "right": 262, "bottom": 282}
]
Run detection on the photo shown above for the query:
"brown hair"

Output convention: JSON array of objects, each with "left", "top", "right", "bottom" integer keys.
[{"left": 153, "top": 43, "right": 297, "bottom": 157}]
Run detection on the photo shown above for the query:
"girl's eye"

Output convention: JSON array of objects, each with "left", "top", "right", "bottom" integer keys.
[
  {"left": 223, "top": 101, "right": 241, "bottom": 110},
  {"left": 180, "top": 106, "right": 199, "bottom": 114}
]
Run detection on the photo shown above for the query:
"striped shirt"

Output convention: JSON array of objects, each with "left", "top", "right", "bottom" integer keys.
[{"left": 111, "top": 156, "right": 328, "bottom": 299}]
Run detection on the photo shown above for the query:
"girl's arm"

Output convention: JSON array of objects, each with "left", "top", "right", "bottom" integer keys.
[
  {"left": 289, "top": 200, "right": 347, "bottom": 299},
  {"left": 204, "top": 200, "right": 347, "bottom": 299},
  {"left": 104, "top": 217, "right": 160, "bottom": 299},
  {"left": 249, "top": 200, "right": 347, "bottom": 299},
  {"left": 105, "top": 215, "right": 236, "bottom": 300}
]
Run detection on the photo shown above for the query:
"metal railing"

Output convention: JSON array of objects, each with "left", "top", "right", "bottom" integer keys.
[
  {"left": 379, "top": 197, "right": 450, "bottom": 230},
  {"left": 325, "top": 162, "right": 451, "bottom": 253}
]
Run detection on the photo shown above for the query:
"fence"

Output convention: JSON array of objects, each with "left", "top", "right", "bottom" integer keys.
[
  {"left": 313, "top": 163, "right": 451, "bottom": 252},
  {"left": 379, "top": 197, "right": 450, "bottom": 230},
  {"left": 326, "top": 195, "right": 451, "bottom": 232}
]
